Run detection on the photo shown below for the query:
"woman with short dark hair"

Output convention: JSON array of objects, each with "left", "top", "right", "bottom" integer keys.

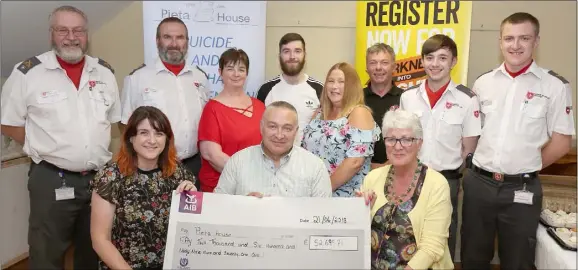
[
  {"left": 198, "top": 48, "right": 265, "bottom": 192},
  {"left": 90, "top": 106, "right": 196, "bottom": 270}
]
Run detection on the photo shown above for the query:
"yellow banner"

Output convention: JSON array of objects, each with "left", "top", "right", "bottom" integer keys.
[{"left": 355, "top": 0, "right": 472, "bottom": 89}]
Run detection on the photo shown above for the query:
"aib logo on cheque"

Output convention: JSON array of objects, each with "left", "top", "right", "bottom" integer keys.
[{"left": 178, "top": 191, "right": 203, "bottom": 214}]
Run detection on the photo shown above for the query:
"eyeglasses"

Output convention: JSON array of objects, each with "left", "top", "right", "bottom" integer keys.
[
  {"left": 51, "top": 27, "right": 87, "bottom": 37},
  {"left": 384, "top": 137, "right": 419, "bottom": 147}
]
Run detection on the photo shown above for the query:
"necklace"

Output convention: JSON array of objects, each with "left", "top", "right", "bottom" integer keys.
[{"left": 384, "top": 163, "right": 422, "bottom": 204}]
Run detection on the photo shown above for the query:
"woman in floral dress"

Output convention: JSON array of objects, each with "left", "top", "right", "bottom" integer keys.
[
  {"left": 90, "top": 106, "right": 196, "bottom": 270},
  {"left": 358, "top": 109, "right": 453, "bottom": 270},
  {"left": 301, "top": 62, "right": 380, "bottom": 197}
]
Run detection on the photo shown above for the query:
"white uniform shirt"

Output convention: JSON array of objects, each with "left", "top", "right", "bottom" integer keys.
[
  {"left": 256, "top": 75, "right": 323, "bottom": 146},
  {"left": 400, "top": 80, "right": 482, "bottom": 171},
  {"left": 472, "top": 62, "right": 575, "bottom": 174},
  {"left": 120, "top": 58, "right": 211, "bottom": 160},
  {"left": 1, "top": 50, "right": 121, "bottom": 172}
]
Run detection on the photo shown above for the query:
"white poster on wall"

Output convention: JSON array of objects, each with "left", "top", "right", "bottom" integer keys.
[{"left": 142, "top": 1, "right": 267, "bottom": 97}]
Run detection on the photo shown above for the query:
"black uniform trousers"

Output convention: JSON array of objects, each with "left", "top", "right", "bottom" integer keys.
[
  {"left": 27, "top": 161, "right": 98, "bottom": 269},
  {"left": 460, "top": 164, "right": 542, "bottom": 270},
  {"left": 439, "top": 168, "right": 462, "bottom": 262},
  {"left": 181, "top": 153, "right": 201, "bottom": 190}
]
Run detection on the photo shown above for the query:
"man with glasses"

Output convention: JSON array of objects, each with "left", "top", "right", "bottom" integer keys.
[
  {"left": 1, "top": 5, "right": 120, "bottom": 269},
  {"left": 120, "top": 17, "right": 211, "bottom": 185},
  {"left": 399, "top": 34, "right": 481, "bottom": 261}
]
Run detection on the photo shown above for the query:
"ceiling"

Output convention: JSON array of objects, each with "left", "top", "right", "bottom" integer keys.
[{"left": 0, "top": 1, "right": 132, "bottom": 77}]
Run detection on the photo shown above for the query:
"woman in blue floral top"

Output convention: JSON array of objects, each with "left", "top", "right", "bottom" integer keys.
[
  {"left": 301, "top": 62, "right": 381, "bottom": 197},
  {"left": 90, "top": 106, "right": 196, "bottom": 270}
]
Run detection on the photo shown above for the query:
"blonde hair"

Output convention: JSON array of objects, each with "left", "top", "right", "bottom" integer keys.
[{"left": 320, "top": 62, "right": 366, "bottom": 120}]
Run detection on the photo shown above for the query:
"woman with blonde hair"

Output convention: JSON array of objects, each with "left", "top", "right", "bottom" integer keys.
[
  {"left": 357, "top": 109, "right": 453, "bottom": 270},
  {"left": 301, "top": 62, "right": 380, "bottom": 197}
]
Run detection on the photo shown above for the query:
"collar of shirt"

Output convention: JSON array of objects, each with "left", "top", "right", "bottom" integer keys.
[
  {"left": 424, "top": 79, "right": 451, "bottom": 107},
  {"left": 504, "top": 60, "right": 533, "bottom": 78},
  {"left": 155, "top": 57, "right": 193, "bottom": 75},
  {"left": 495, "top": 60, "right": 543, "bottom": 80},
  {"left": 44, "top": 50, "right": 99, "bottom": 72},
  {"left": 414, "top": 79, "right": 465, "bottom": 108},
  {"left": 259, "top": 143, "right": 295, "bottom": 167},
  {"left": 364, "top": 81, "right": 403, "bottom": 97},
  {"left": 416, "top": 79, "right": 459, "bottom": 96}
]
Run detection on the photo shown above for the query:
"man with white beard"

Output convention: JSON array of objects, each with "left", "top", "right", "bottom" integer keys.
[
  {"left": 0, "top": 5, "right": 120, "bottom": 269},
  {"left": 120, "top": 17, "right": 211, "bottom": 185},
  {"left": 256, "top": 33, "right": 324, "bottom": 146}
]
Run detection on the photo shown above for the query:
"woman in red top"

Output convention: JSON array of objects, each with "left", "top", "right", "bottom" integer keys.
[{"left": 198, "top": 48, "right": 265, "bottom": 192}]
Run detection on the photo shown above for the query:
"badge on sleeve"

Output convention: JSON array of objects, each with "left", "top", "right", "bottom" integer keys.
[
  {"left": 566, "top": 106, "right": 572, "bottom": 114},
  {"left": 473, "top": 110, "right": 480, "bottom": 118}
]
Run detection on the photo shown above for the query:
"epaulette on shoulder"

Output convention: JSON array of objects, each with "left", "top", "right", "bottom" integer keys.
[
  {"left": 129, "top": 63, "right": 146, "bottom": 75},
  {"left": 403, "top": 84, "right": 420, "bottom": 92},
  {"left": 548, "top": 70, "right": 569, "bottom": 84},
  {"left": 17, "top": 56, "right": 42, "bottom": 75},
  {"left": 196, "top": 65, "right": 208, "bottom": 79},
  {"left": 455, "top": 84, "right": 476, "bottom": 98},
  {"left": 98, "top": 58, "right": 115, "bottom": 74},
  {"left": 476, "top": 69, "right": 494, "bottom": 80}
]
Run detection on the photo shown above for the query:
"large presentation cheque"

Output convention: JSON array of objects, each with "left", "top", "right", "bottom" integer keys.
[{"left": 163, "top": 191, "right": 371, "bottom": 269}]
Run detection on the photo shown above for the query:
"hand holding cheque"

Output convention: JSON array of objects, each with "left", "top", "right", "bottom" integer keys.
[
  {"left": 355, "top": 190, "right": 377, "bottom": 208},
  {"left": 163, "top": 191, "right": 371, "bottom": 269}
]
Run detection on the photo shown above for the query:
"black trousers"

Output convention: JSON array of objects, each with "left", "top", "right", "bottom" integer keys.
[
  {"left": 182, "top": 154, "right": 201, "bottom": 190},
  {"left": 460, "top": 168, "right": 542, "bottom": 270},
  {"left": 27, "top": 161, "right": 98, "bottom": 269},
  {"left": 440, "top": 169, "right": 461, "bottom": 262}
]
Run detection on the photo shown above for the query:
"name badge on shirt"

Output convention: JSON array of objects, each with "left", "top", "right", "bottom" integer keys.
[
  {"left": 55, "top": 187, "right": 75, "bottom": 201},
  {"left": 37, "top": 91, "right": 67, "bottom": 104}
]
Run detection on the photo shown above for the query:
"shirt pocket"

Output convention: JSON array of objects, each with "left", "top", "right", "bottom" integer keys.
[
  {"left": 89, "top": 90, "right": 111, "bottom": 122},
  {"left": 517, "top": 102, "right": 547, "bottom": 136},
  {"left": 436, "top": 109, "right": 463, "bottom": 141},
  {"left": 35, "top": 90, "right": 70, "bottom": 124},
  {"left": 142, "top": 87, "right": 165, "bottom": 108},
  {"left": 480, "top": 103, "right": 496, "bottom": 127}
]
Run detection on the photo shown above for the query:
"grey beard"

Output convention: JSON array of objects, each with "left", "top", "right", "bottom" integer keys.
[
  {"left": 52, "top": 45, "right": 86, "bottom": 64},
  {"left": 159, "top": 50, "right": 187, "bottom": 65}
]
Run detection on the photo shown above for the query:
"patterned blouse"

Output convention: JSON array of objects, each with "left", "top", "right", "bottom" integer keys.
[
  {"left": 90, "top": 162, "right": 194, "bottom": 270},
  {"left": 301, "top": 107, "right": 381, "bottom": 197},
  {"left": 370, "top": 163, "right": 427, "bottom": 270}
]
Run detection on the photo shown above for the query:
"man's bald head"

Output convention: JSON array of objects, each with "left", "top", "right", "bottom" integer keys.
[{"left": 261, "top": 101, "right": 298, "bottom": 127}]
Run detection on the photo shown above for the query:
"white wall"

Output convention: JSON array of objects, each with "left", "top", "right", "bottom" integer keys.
[
  {"left": 0, "top": 71, "right": 29, "bottom": 268},
  {"left": 0, "top": 160, "right": 30, "bottom": 268}
]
